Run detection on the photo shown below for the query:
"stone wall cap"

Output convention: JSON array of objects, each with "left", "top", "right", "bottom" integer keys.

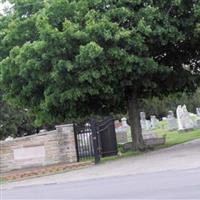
[
  {"left": 0, "top": 130, "right": 57, "bottom": 144},
  {"left": 55, "top": 124, "right": 73, "bottom": 128}
]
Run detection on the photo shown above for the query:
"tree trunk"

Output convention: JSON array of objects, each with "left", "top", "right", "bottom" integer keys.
[{"left": 128, "top": 90, "right": 146, "bottom": 151}]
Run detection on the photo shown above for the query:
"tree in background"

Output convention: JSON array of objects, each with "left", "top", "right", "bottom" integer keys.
[
  {"left": 1, "top": 0, "right": 200, "bottom": 150},
  {"left": 141, "top": 88, "right": 200, "bottom": 119},
  {"left": 0, "top": 92, "right": 36, "bottom": 140}
]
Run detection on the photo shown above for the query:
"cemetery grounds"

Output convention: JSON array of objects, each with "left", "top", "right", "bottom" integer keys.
[
  {"left": 95, "top": 120, "right": 200, "bottom": 162},
  {"left": 1, "top": 120, "right": 200, "bottom": 184}
]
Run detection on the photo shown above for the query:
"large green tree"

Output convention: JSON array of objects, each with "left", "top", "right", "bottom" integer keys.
[
  {"left": 0, "top": 96, "right": 36, "bottom": 140},
  {"left": 1, "top": 0, "right": 200, "bottom": 150}
]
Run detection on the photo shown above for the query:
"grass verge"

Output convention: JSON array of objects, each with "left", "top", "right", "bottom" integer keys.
[
  {"left": 155, "top": 126, "right": 200, "bottom": 148},
  {"left": 100, "top": 150, "right": 141, "bottom": 163},
  {"left": 102, "top": 124, "right": 200, "bottom": 163}
]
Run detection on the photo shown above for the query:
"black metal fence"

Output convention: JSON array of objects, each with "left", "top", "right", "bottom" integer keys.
[
  {"left": 73, "top": 117, "right": 118, "bottom": 164},
  {"left": 97, "top": 117, "right": 118, "bottom": 157},
  {"left": 73, "top": 121, "right": 95, "bottom": 162}
]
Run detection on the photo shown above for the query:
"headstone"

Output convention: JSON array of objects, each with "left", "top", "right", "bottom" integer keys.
[
  {"left": 140, "top": 112, "right": 160, "bottom": 130},
  {"left": 145, "top": 120, "right": 151, "bottom": 130},
  {"left": 167, "top": 111, "right": 178, "bottom": 131},
  {"left": 142, "top": 129, "right": 150, "bottom": 135},
  {"left": 115, "top": 118, "right": 128, "bottom": 144},
  {"left": 39, "top": 129, "right": 47, "bottom": 133},
  {"left": 196, "top": 119, "right": 200, "bottom": 128},
  {"left": 114, "top": 120, "right": 121, "bottom": 129},
  {"left": 182, "top": 105, "right": 195, "bottom": 129},
  {"left": 143, "top": 132, "right": 166, "bottom": 146},
  {"left": 140, "top": 112, "right": 146, "bottom": 120},
  {"left": 5, "top": 136, "right": 13, "bottom": 141},
  {"left": 162, "top": 117, "right": 167, "bottom": 121},
  {"left": 177, "top": 105, "right": 184, "bottom": 130},
  {"left": 121, "top": 117, "right": 128, "bottom": 127},
  {"left": 176, "top": 105, "right": 195, "bottom": 131},
  {"left": 196, "top": 108, "right": 200, "bottom": 117},
  {"left": 140, "top": 112, "right": 147, "bottom": 129},
  {"left": 168, "top": 110, "right": 174, "bottom": 118},
  {"left": 150, "top": 115, "right": 159, "bottom": 129},
  {"left": 116, "top": 128, "right": 128, "bottom": 144},
  {"left": 123, "top": 132, "right": 165, "bottom": 150}
]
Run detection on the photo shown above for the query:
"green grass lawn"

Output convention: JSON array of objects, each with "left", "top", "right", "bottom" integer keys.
[
  {"left": 125, "top": 120, "right": 200, "bottom": 150},
  {"left": 99, "top": 125, "right": 200, "bottom": 165},
  {"left": 100, "top": 150, "right": 141, "bottom": 163},
  {"left": 102, "top": 125, "right": 200, "bottom": 163},
  {"left": 127, "top": 120, "right": 200, "bottom": 148},
  {"left": 155, "top": 122, "right": 200, "bottom": 148}
]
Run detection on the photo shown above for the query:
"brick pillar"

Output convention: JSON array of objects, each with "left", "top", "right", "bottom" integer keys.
[{"left": 55, "top": 124, "right": 77, "bottom": 163}]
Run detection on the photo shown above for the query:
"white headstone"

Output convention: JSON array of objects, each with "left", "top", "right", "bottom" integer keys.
[
  {"left": 115, "top": 128, "right": 128, "bottom": 144},
  {"left": 140, "top": 112, "right": 147, "bottom": 129},
  {"left": 121, "top": 117, "right": 128, "bottom": 127},
  {"left": 150, "top": 115, "right": 158, "bottom": 129},
  {"left": 145, "top": 120, "right": 151, "bottom": 130},
  {"left": 177, "top": 105, "right": 184, "bottom": 131},
  {"left": 196, "top": 108, "right": 200, "bottom": 117},
  {"left": 5, "top": 136, "right": 13, "bottom": 141},
  {"left": 39, "top": 129, "right": 47, "bottom": 133},
  {"left": 140, "top": 112, "right": 146, "bottom": 120},
  {"left": 176, "top": 105, "right": 194, "bottom": 131},
  {"left": 167, "top": 111, "right": 178, "bottom": 131},
  {"left": 115, "top": 117, "right": 129, "bottom": 144},
  {"left": 196, "top": 119, "right": 200, "bottom": 128},
  {"left": 182, "top": 105, "right": 195, "bottom": 129}
]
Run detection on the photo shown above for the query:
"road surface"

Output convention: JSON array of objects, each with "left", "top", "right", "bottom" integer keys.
[{"left": 2, "top": 167, "right": 200, "bottom": 199}]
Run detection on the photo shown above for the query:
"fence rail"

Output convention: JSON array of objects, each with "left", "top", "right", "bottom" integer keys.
[{"left": 73, "top": 117, "right": 118, "bottom": 163}]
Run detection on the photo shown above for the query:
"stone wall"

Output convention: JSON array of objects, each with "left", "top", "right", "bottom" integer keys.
[{"left": 0, "top": 124, "right": 77, "bottom": 173}]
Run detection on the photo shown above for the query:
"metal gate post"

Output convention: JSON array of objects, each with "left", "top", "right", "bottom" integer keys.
[
  {"left": 73, "top": 123, "right": 80, "bottom": 162},
  {"left": 90, "top": 120, "right": 101, "bottom": 164}
]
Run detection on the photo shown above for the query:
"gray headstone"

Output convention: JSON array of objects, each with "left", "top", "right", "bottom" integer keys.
[
  {"left": 150, "top": 115, "right": 159, "bottom": 129},
  {"left": 116, "top": 128, "right": 128, "bottom": 144},
  {"left": 196, "top": 108, "right": 200, "bottom": 117},
  {"left": 167, "top": 111, "right": 178, "bottom": 131},
  {"left": 115, "top": 117, "right": 129, "bottom": 144},
  {"left": 195, "top": 119, "right": 200, "bottom": 129},
  {"left": 177, "top": 105, "right": 195, "bottom": 131},
  {"left": 167, "top": 117, "right": 178, "bottom": 131},
  {"left": 123, "top": 132, "right": 165, "bottom": 151},
  {"left": 140, "top": 112, "right": 146, "bottom": 120},
  {"left": 121, "top": 117, "right": 128, "bottom": 127},
  {"left": 168, "top": 110, "right": 174, "bottom": 118},
  {"left": 145, "top": 120, "right": 151, "bottom": 130},
  {"left": 140, "top": 112, "right": 147, "bottom": 130}
]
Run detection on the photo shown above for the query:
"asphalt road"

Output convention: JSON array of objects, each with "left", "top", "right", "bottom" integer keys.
[{"left": 2, "top": 167, "right": 200, "bottom": 200}]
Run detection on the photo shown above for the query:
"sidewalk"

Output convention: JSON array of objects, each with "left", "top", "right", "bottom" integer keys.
[
  {"left": 1, "top": 161, "right": 93, "bottom": 182},
  {"left": 2, "top": 139, "right": 200, "bottom": 190}
]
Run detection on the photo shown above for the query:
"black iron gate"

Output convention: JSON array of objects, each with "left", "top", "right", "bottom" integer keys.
[
  {"left": 97, "top": 117, "right": 118, "bottom": 157},
  {"left": 73, "top": 117, "right": 118, "bottom": 164}
]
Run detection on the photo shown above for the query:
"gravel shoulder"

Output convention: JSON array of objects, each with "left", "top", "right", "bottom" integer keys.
[{"left": 2, "top": 138, "right": 200, "bottom": 190}]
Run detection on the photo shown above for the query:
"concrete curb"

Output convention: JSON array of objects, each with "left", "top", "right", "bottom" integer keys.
[{"left": 0, "top": 161, "right": 93, "bottom": 182}]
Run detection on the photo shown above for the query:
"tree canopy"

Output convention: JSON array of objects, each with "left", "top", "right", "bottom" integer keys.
[
  {"left": 1, "top": 0, "right": 200, "bottom": 149},
  {"left": 0, "top": 90, "right": 36, "bottom": 140}
]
